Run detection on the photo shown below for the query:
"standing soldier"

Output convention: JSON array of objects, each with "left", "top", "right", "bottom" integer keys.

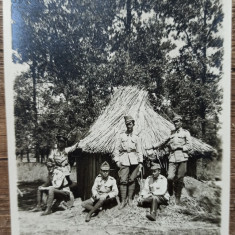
[
  {"left": 113, "top": 115, "right": 143, "bottom": 209},
  {"left": 137, "top": 163, "right": 169, "bottom": 221},
  {"left": 82, "top": 161, "right": 118, "bottom": 222},
  {"left": 48, "top": 133, "right": 79, "bottom": 185},
  {"left": 152, "top": 115, "right": 192, "bottom": 204}
]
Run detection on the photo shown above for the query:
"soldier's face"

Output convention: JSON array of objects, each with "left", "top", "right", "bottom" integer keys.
[
  {"left": 152, "top": 169, "right": 160, "bottom": 178},
  {"left": 100, "top": 170, "right": 109, "bottom": 179},
  {"left": 126, "top": 121, "right": 134, "bottom": 132},
  {"left": 57, "top": 140, "right": 66, "bottom": 149},
  {"left": 173, "top": 120, "right": 182, "bottom": 130}
]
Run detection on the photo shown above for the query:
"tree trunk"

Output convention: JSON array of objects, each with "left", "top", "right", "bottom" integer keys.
[
  {"left": 126, "top": 0, "right": 132, "bottom": 34},
  {"left": 199, "top": 2, "right": 208, "bottom": 138},
  {"left": 26, "top": 150, "right": 30, "bottom": 163},
  {"left": 31, "top": 62, "right": 39, "bottom": 162}
]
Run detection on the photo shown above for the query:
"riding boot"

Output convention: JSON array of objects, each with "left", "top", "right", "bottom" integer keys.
[
  {"left": 41, "top": 188, "right": 54, "bottom": 216},
  {"left": 118, "top": 185, "right": 127, "bottom": 210},
  {"left": 127, "top": 181, "right": 135, "bottom": 207},
  {"left": 85, "top": 199, "right": 104, "bottom": 222},
  {"left": 146, "top": 198, "right": 158, "bottom": 221},
  {"left": 168, "top": 179, "right": 174, "bottom": 196}
]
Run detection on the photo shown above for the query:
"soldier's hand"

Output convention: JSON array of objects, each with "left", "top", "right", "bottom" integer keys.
[
  {"left": 137, "top": 196, "right": 143, "bottom": 203},
  {"left": 116, "top": 161, "right": 121, "bottom": 168}
]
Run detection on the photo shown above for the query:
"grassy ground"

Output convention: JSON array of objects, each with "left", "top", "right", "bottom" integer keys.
[
  {"left": 17, "top": 162, "right": 77, "bottom": 182},
  {"left": 18, "top": 177, "right": 221, "bottom": 235}
]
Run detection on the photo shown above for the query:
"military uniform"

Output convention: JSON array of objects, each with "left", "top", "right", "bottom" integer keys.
[
  {"left": 166, "top": 116, "right": 192, "bottom": 203},
  {"left": 91, "top": 174, "right": 118, "bottom": 199},
  {"left": 82, "top": 162, "right": 119, "bottom": 222},
  {"left": 140, "top": 174, "right": 170, "bottom": 200},
  {"left": 138, "top": 164, "right": 169, "bottom": 221},
  {"left": 32, "top": 166, "right": 73, "bottom": 215},
  {"left": 113, "top": 116, "right": 143, "bottom": 208},
  {"left": 48, "top": 144, "right": 78, "bottom": 176}
]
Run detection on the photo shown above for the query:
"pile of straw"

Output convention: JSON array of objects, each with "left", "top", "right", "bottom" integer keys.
[{"left": 78, "top": 86, "right": 215, "bottom": 157}]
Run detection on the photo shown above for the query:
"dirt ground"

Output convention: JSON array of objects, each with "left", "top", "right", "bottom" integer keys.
[{"left": 18, "top": 177, "right": 221, "bottom": 235}]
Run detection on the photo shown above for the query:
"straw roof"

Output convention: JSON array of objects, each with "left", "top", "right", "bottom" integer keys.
[{"left": 78, "top": 86, "right": 215, "bottom": 157}]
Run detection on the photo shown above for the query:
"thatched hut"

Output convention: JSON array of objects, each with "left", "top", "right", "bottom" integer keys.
[{"left": 76, "top": 86, "right": 215, "bottom": 199}]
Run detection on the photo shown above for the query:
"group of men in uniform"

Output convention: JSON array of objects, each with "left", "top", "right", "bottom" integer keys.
[{"left": 32, "top": 113, "right": 192, "bottom": 222}]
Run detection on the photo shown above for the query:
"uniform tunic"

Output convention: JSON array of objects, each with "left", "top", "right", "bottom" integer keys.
[
  {"left": 141, "top": 174, "right": 170, "bottom": 200},
  {"left": 168, "top": 128, "right": 192, "bottom": 163},
  {"left": 48, "top": 145, "right": 77, "bottom": 176},
  {"left": 113, "top": 132, "right": 143, "bottom": 166},
  {"left": 92, "top": 174, "right": 118, "bottom": 199}
]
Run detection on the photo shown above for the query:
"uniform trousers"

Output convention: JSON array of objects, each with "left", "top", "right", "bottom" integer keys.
[
  {"left": 82, "top": 197, "right": 117, "bottom": 210},
  {"left": 167, "top": 161, "right": 187, "bottom": 196},
  {"left": 140, "top": 195, "right": 168, "bottom": 207},
  {"left": 47, "top": 188, "right": 70, "bottom": 208},
  {"left": 118, "top": 164, "right": 140, "bottom": 184}
]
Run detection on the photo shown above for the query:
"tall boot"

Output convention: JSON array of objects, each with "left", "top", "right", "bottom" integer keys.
[
  {"left": 85, "top": 199, "right": 104, "bottom": 222},
  {"left": 41, "top": 188, "right": 54, "bottom": 216},
  {"left": 175, "top": 180, "right": 183, "bottom": 205},
  {"left": 127, "top": 181, "right": 135, "bottom": 207},
  {"left": 167, "top": 179, "right": 174, "bottom": 196},
  {"left": 118, "top": 185, "right": 127, "bottom": 210},
  {"left": 146, "top": 198, "right": 158, "bottom": 221}
]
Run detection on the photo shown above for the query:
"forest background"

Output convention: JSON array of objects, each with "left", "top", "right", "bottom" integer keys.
[{"left": 12, "top": 0, "right": 224, "bottom": 165}]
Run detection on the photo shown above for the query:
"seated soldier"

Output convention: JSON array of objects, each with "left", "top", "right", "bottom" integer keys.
[
  {"left": 82, "top": 161, "right": 118, "bottom": 222},
  {"left": 41, "top": 167, "right": 74, "bottom": 215},
  {"left": 137, "top": 163, "right": 169, "bottom": 221},
  {"left": 31, "top": 161, "right": 55, "bottom": 212}
]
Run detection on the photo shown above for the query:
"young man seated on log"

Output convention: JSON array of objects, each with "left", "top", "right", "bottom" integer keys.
[
  {"left": 82, "top": 161, "right": 119, "bottom": 222},
  {"left": 31, "top": 161, "right": 74, "bottom": 215},
  {"left": 137, "top": 163, "right": 169, "bottom": 221}
]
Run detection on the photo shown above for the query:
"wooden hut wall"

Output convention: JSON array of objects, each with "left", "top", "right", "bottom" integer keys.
[{"left": 75, "top": 152, "right": 118, "bottom": 200}]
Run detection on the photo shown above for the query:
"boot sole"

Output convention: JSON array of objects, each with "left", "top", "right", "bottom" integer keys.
[{"left": 146, "top": 214, "right": 156, "bottom": 221}]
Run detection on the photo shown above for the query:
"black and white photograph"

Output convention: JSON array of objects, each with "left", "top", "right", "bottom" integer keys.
[{"left": 3, "top": 0, "right": 231, "bottom": 234}]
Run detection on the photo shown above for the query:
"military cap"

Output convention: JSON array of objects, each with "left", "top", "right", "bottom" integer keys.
[
  {"left": 150, "top": 163, "right": 161, "bottom": 170},
  {"left": 56, "top": 133, "right": 68, "bottom": 142},
  {"left": 100, "top": 161, "right": 110, "bottom": 170},
  {"left": 124, "top": 115, "right": 135, "bottom": 124},
  {"left": 172, "top": 115, "right": 182, "bottom": 122}
]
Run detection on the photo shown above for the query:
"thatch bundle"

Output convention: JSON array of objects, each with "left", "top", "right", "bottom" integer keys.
[{"left": 78, "top": 86, "right": 215, "bottom": 157}]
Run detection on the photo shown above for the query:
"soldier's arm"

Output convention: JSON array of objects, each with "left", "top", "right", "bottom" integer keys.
[
  {"left": 113, "top": 135, "right": 121, "bottom": 164},
  {"left": 48, "top": 149, "right": 55, "bottom": 162},
  {"left": 153, "top": 137, "right": 170, "bottom": 150},
  {"left": 91, "top": 177, "right": 99, "bottom": 198},
  {"left": 140, "top": 177, "right": 151, "bottom": 198},
  {"left": 136, "top": 136, "right": 143, "bottom": 163},
  {"left": 183, "top": 131, "right": 192, "bottom": 152},
  {"left": 108, "top": 179, "right": 119, "bottom": 198},
  {"left": 65, "top": 142, "right": 79, "bottom": 154}
]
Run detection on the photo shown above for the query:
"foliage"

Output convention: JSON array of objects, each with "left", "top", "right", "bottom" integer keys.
[{"left": 12, "top": 0, "right": 224, "bottom": 158}]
